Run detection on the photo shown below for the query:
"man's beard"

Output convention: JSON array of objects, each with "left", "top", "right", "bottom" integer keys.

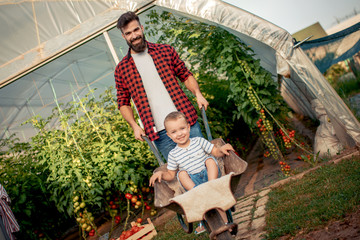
[{"left": 127, "top": 34, "right": 147, "bottom": 53}]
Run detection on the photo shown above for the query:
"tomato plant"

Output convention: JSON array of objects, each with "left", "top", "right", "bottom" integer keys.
[{"left": 1, "top": 87, "right": 158, "bottom": 239}]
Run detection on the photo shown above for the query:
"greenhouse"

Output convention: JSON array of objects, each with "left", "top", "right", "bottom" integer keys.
[{"left": 0, "top": 0, "right": 359, "bottom": 239}]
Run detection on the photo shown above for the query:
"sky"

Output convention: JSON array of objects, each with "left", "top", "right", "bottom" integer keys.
[{"left": 223, "top": 0, "right": 360, "bottom": 34}]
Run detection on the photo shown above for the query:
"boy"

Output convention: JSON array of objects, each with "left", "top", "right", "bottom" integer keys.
[
  {"left": 149, "top": 111, "right": 235, "bottom": 234},
  {"left": 149, "top": 111, "right": 234, "bottom": 190}
]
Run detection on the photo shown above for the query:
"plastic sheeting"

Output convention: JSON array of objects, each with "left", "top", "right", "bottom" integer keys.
[
  {"left": 0, "top": 0, "right": 359, "bottom": 146},
  {"left": 300, "top": 22, "right": 360, "bottom": 73}
]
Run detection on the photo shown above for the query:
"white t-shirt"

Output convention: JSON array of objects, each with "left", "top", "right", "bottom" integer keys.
[
  {"left": 167, "top": 137, "right": 214, "bottom": 174},
  {"left": 132, "top": 49, "right": 177, "bottom": 132}
]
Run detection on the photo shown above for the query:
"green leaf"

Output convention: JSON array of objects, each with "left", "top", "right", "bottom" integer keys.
[
  {"left": 189, "top": 32, "right": 201, "bottom": 39},
  {"left": 18, "top": 193, "right": 27, "bottom": 204},
  {"left": 258, "top": 89, "right": 271, "bottom": 96}
]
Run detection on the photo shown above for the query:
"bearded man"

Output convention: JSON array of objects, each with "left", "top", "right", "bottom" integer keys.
[{"left": 114, "top": 11, "right": 209, "bottom": 161}]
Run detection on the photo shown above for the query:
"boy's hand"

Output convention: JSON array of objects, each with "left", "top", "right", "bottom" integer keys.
[
  {"left": 149, "top": 171, "right": 163, "bottom": 187},
  {"left": 220, "top": 143, "right": 235, "bottom": 156}
]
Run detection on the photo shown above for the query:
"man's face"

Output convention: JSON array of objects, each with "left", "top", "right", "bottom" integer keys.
[
  {"left": 121, "top": 20, "right": 146, "bottom": 53},
  {"left": 166, "top": 117, "right": 191, "bottom": 147}
]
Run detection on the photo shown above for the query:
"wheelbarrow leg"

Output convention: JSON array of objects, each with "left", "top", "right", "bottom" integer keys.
[
  {"left": 177, "top": 213, "right": 193, "bottom": 234},
  {"left": 204, "top": 209, "right": 237, "bottom": 240},
  {"left": 226, "top": 208, "right": 234, "bottom": 223}
]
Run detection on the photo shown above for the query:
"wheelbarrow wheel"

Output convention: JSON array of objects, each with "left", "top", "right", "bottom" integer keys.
[{"left": 177, "top": 213, "right": 193, "bottom": 234}]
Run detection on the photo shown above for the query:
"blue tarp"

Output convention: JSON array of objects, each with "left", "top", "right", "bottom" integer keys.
[{"left": 300, "top": 22, "right": 360, "bottom": 73}]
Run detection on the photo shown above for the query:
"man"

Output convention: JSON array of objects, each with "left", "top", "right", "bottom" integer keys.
[{"left": 114, "top": 11, "right": 209, "bottom": 161}]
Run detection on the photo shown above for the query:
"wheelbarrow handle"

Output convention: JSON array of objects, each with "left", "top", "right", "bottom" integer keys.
[
  {"left": 201, "top": 107, "right": 213, "bottom": 141},
  {"left": 142, "top": 135, "right": 165, "bottom": 166}
]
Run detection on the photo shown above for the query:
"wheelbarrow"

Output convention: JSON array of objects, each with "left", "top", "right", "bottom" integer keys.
[{"left": 143, "top": 109, "right": 248, "bottom": 239}]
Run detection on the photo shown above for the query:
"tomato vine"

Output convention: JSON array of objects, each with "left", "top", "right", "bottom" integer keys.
[{"left": 145, "top": 11, "right": 314, "bottom": 175}]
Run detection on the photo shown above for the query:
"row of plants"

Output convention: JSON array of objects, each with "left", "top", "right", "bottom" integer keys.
[{"left": 0, "top": 88, "right": 158, "bottom": 239}]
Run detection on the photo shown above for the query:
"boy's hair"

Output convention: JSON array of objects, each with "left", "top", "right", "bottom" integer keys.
[
  {"left": 164, "top": 111, "right": 187, "bottom": 130},
  {"left": 117, "top": 11, "right": 141, "bottom": 32}
]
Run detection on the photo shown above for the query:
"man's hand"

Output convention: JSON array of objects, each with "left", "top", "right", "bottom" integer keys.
[
  {"left": 119, "top": 105, "right": 146, "bottom": 141},
  {"left": 132, "top": 124, "right": 146, "bottom": 141},
  {"left": 149, "top": 171, "right": 164, "bottom": 186},
  {"left": 184, "top": 75, "right": 209, "bottom": 110},
  {"left": 196, "top": 93, "right": 209, "bottom": 110}
]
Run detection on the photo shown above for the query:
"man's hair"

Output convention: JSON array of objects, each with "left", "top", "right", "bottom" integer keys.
[
  {"left": 164, "top": 111, "right": 187, "bottom": 130},
  {"left": 117, "top": 11, "right": 141, "bottom": 32}
]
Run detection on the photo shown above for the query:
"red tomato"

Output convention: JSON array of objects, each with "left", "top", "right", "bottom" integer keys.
[
  {"left": 125, "top": 193, "right": 132, "bottom": 200},
  {"left": 115, "top": 215, "right": 121, "bottom": 221},
  {"left": 89, "top": 232, "right": 94, "bottom": 236},
  {"left": 132, "top": 226, "right": 139, "bottom": 233},
  {"left": 145, "top": 205, "right": 151, "bottom": 210},
  {"left": 136, "top": 218, "right": 142, "bottom": 223},
  {"left": 124, "top": 230, "right": 132, "bottom": 238},
  {"left": 111, "top": 204, "right": 117, "bottom": 209}
]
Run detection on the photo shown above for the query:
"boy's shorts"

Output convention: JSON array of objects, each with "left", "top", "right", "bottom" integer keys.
[{"left": 178, "top": 157, "right": 221, "bottom": 190}]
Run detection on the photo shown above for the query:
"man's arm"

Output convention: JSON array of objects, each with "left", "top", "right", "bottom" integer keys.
[
  {"left": 119, "top": 105, "right": 145, "bottom": 141},
  {"left": 184, "top": 75, "right": 209, "bottom": 110}
]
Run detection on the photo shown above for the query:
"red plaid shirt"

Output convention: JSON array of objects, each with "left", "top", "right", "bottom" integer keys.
[{"left": 115, "top": 42, "right": 198, "bottom": 141}]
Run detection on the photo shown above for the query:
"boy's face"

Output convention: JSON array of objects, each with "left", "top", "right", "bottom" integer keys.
[{"left": 166, "top": 117, "right": 191, "bottom": 147}]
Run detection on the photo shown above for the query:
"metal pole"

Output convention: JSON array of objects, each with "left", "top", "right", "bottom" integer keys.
[
  {"left": 142, "top": 136, "right": 165, "bottom": 166},
  {"left": 201, "top": 107, "right": 212, "bottom": 141}
]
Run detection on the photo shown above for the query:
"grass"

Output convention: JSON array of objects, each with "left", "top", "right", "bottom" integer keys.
[
  {"left": 334, "top": 77, "right": 360, "bottom": 99},
  {"left": 153, "top": 218, "right": 208, "bottom": 240},
  {"left": 265, "top": 156, "right": 360, "bottom": 239}
]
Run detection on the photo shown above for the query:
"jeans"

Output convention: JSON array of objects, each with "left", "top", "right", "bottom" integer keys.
[
  {"left": 177, "top": 157, "right": 221, "bottom": 190},
  {"left": 154, "top": 121, "right": 204, "bottom": 161},
  {"left": 188, "top": 158, "right": 222, "bottom": 187}
]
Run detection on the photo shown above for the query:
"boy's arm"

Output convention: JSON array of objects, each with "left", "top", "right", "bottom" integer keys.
[
  {"left": 211, "top": 143, "right": 235, "bottom": 158},
  {"left": 149, "top": 170, "right": 177, "bottom": 186}
]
